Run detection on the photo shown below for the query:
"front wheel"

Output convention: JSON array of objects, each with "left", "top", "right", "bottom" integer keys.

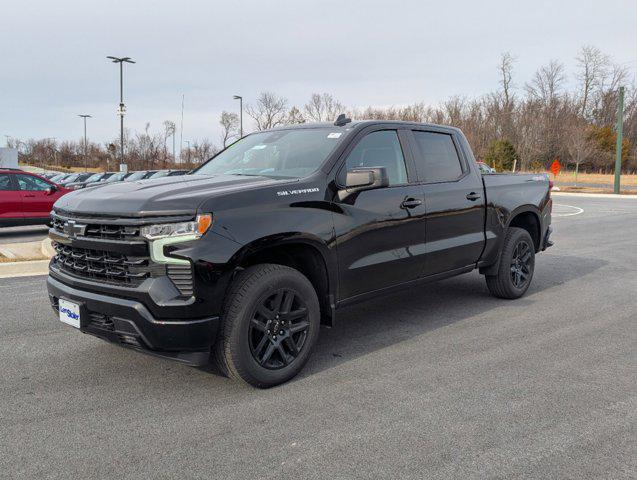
[
  {"left": 215, "top": 264, "right": 320, "bottom": 388},
  {"left": 485, "top": 227, "right": 535, "bottom": 299}
]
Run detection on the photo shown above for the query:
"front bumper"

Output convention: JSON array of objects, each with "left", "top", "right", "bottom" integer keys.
[{"left": 47, "top": 275, "right": 219, "bottom": 366}]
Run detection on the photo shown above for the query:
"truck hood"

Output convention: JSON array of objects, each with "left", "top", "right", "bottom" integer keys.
[{"left": 53, "top": 174, "right": 281, "bottom": 217}]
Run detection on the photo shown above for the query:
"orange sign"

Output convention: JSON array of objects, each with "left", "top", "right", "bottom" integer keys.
[{"left": 550, "top": 159, "right": 561, "bottom": 176}]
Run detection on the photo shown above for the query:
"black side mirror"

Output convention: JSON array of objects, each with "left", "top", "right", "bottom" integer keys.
[
  {"left": 339, "top": 167, "right": 389, "bottom": 200},
  {"left": 45, "top": 185, "right": 57, "bottom": 195}
]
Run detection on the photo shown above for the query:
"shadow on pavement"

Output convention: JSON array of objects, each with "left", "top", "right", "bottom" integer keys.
[{"left": 300, "top": 253, "right": 607, "bottom": 380}]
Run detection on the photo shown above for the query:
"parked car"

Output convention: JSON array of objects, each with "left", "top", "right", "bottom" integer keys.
[
  {"left": 48, "top": 120, "right": 553, "bottom": 387},
  {"left": 66, "top": 172, "right": 115, "bottom": 190},
  {"left": 49, "top": 173, "right": 71, "bottom": 183},
  {"left": 102, "top": 171, "right": 130, "bottom": 184},
  {"left": 166, "top": 169, "right": 189, "bottom": 177},
  {"left": 124, "top": 170, "right": 160, "bottom": 182},
  {"left": 477, "top": 161, "right": 496, "bottom": 174},
  {"left": 147, "top": 169, "right": 189, "bottom": 179},
  {"left": 57, "top": 172, "right": 93, "bottom": 186},
  {"left": 0, "top": 169, "right": 71, "bottom": 227}
]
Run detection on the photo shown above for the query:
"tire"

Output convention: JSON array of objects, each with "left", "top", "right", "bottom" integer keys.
[
  {"left": 214, "top": 263, "right": 320, "bottom": 388},
  {"left": 485, "top": 227, "right": 535, "bottom": 299}
]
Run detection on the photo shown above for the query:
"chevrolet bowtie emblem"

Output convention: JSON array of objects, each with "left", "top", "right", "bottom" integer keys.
[{"left": 62, "top": 220, "right": 87, "bottom": 238}]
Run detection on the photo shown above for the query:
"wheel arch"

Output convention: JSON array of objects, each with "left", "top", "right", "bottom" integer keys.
[
  {"left": 506, "top": 207, "right": 542, "bottom": 252},
  {"left": 229, "top": 234, "right": 337, "bottom": 326},
  {"left": 480, "top": 205, "right": 541, "bottom": 276}
]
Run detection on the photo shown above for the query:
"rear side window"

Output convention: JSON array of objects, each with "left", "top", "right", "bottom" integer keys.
[
  {"left": 412, "top": 131, "right": 464, "bottom": 183},
  {"left": 0, "top": 174, "right": 16, "bottom": 190},
  {"left": 344, "top": 130, "right": 408, "bottom": 185},
  {"left": 17, "top": 174, "right": 51, "bottom": 191}
]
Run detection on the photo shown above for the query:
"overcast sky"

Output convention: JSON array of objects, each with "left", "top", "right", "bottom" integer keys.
[{"left": 1, "top": 0, "right": 635, "bottom": 147}]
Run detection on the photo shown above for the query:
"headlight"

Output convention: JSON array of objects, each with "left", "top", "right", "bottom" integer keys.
[{"left": 141, "top": 214, "right": 212, "bottom": 240}]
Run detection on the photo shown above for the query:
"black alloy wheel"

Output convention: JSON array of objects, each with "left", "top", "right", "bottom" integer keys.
[
  {"left": 214, "top": 263, "right": 320, "bottom": 387},
  {"left": 249, "top": 288, "right": 310, "bottom": 369},
  {"left": 485, "top": 227, "right": 536, "bottom": 299},
  {"left": 510, "top": 240, "right": 533, "bottom": 289}
]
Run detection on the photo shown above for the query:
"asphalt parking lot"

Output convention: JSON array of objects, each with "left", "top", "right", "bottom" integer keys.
[{"left": 1, "top": 194, "right": 635, "bottom": 479}]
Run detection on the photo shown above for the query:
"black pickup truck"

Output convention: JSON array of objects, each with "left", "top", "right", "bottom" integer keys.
[{"left": 48, "top": 119, "right": 552, "bottom": 387}]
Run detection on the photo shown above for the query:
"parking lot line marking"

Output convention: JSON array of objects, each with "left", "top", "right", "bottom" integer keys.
[{"left": 553, "top": 204, "right": 584, "bottom": 217}]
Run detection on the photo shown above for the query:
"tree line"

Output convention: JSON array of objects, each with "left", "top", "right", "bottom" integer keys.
[{"left": 10, "top": 45, "right": 636, "bottom": 173}]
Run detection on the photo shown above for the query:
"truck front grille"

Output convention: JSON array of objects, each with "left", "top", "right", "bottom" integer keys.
[
  {"left": 51, "top": 212, "right": 195, "bottom": 297},
  {"left": 52, "top": 242, "right": 152, "bottom": 285},
  {"left": 51, "top": 216, "right": 141, "bottom": 240}
]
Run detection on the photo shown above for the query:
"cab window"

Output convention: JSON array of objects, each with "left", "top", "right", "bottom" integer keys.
[
  {"left": 17, "top": 174, "right": 51, "bottom": 191},
  {"left": 412, "top": 131, "right": 464, "bottom": 183},
  {"left": 0, "top": 174, "right": 17, "bottom": 190},
  {"left": 344, "top": 130, "right": 407, "bottom": 185}
]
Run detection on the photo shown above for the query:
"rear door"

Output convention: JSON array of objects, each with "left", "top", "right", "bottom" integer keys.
[
  {"left": 16, "top": 174, "right": 56, "bottom": 218},
  {"left": 409, "top": 129, "right": 485, "bottom": 277},
  {"left": 332, "top": 127, "right": 427, "bottom": 300},
  {"left": 0, "top": 173, "right": 23, "bottom": 221}
]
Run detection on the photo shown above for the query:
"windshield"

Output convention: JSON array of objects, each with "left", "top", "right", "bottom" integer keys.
[
  {"left": 149, "top": 170, "right": 169, "bottom": 178},
  {"left": 85, "top": 173, "right": 103, "bottom": 182},
  {"left": 195, "top": 128, "right": 347, "bottom": 179},
  {"left": 63, "top": 174, "right": 79, "bottom": 183},
  {"left": 105, "top": 172, "right": 127, "bottom": 182},
  {"left": 126, "top": 171, "right": 147, "bottom": 181}
]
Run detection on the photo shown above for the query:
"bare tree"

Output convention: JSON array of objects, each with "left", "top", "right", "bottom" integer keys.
[
  {"left": 163, "top": 120, "right": 176, "bottom": 166},
  {"left": 525, "top": 60, "right": 566, "bottom": 104},
  {"left": 499, "top": 52, "right": 516, "bottom": 106},
  {"left": 566, "top": 119, "right": 595, "bottom": 183},
  {"left": 287, "top": 106, "right": 306, "bottom": 124},
  {"left": 246, "top": 91, "right": 288, "bottom": 131},
  {"left": 219, "top": 111, "right": 239, "bottom": 147},
  {"left": 303, "top": 93, "right": 345, "bottom": 122},
  {"left": 575, "top": 46, "right": 610, "bottom": 117}
]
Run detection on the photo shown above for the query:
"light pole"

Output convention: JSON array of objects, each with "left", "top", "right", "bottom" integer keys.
[
  {"left": 233, "top": 95, "right": 243, "bottom": 138},
  {"left": 78, "top": 115, "right": 91, "bottom": 171},
  {"left": 107, "top": 56, "right": 135, "bottom": 170}
]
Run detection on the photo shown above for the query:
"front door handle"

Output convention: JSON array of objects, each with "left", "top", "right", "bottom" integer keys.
[
  {"left": 401, "top": 198, "right": 423, "bottom": 209},
  {"left": 23, "top": 194, "right": 36, "bottom": 198},
  {"left": 466, "top": 192, "right": 481, "bottom": 201}
]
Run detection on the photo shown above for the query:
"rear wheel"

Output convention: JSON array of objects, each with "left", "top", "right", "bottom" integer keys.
[
  {"left": 215, "top": 264, "right": 320, "bottom": 388},
  {"left": 486, "top": 227, "right": 535, "bottom": 299}
]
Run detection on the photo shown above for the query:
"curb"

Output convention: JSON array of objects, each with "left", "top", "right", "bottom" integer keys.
[
  {"left": 41, "top": 238, "right": 55, "bottom": 258},
  {"left": 0, "top": 259, "right": 50, "bottom": 279},
  {"left": 552, "top": 192, "right": 637, "bottom": 199}
]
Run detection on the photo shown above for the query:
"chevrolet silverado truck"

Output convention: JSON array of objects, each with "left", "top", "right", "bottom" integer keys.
[{"left": 48, "top": 118, "right": 553, "bottom": 387}]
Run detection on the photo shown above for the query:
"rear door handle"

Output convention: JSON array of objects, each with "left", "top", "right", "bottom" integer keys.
[
  {"left": 401, "top": 198, "right": 423, "bottom": 209},
  {"left": 466, "top": 192, "right": 481, "bottom": 201}
]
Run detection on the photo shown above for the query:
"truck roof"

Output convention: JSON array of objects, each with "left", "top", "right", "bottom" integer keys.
[{"left": 266, "top": 119, "right": 462, "bottom": 134}]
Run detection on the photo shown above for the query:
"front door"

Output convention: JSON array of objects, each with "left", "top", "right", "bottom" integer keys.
[
  {"left": 409, "top": 130, "right": 486, "bottom": 276},
  {"left": 332, "top": 128, "right": 427, "bottom": 300},
  {"left": 16, "top": 174, "right": 57, "bottom": 218},
  {"left": 0, "top": 173, "right": 23, "bottom": 222}
]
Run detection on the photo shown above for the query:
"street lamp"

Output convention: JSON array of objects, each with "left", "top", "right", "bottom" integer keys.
[
  {"left": 233, "top": 95, "right": 243, "bottom": 138},
  {"left": 185, "top": 140, "right": 191, "bottom": 164},
  {"left": 78, "top": 115, "right": 91, "bottom": 171},
  {"left": 107, "top": 56, "right": 135, "bottom": 170}
]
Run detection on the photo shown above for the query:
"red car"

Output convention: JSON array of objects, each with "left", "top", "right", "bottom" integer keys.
[{"left": 0, "top": 169, "right": 71, "bottom": 227}]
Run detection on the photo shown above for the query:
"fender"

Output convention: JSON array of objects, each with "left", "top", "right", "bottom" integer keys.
[
  {"left": 479, "top": 205, "right": 542, "bottom": 276},
  {"left": 230, "top": 233, "right": 339, "bottom": 324}
]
